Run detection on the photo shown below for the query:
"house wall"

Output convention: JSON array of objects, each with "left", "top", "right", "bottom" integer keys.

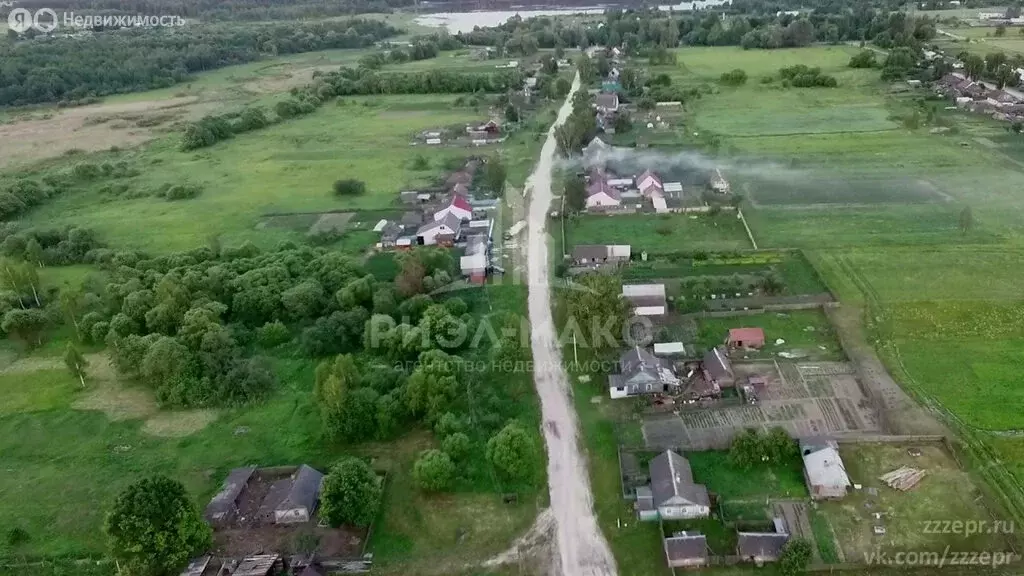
[
  {"left": 610, "top": 386, "right": 630, "bottom": 399},
  {"left": 810, "top": 484, "right": 847, "bottom": 500},
  {"left": 659, "top": 504, "right": 710, "bottom": 520},
  {"left": 638, "top": 509, "right": 659, "bottom": 522},
  {"left": 586, "top": 193, "right": 620, "bottom": 208}
]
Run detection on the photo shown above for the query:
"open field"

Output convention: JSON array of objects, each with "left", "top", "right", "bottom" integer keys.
[
  {"left": 741, "top": 174, "right": 949, "bottom": 207},
  {"left": 565, "top": 212, "right": 752, "bottom": 254},
  {"left": 15, "top": 95, "right": 488, "bottom": 252},
  {"left": 820, "top": 443, "right": 1017, "bottom": 561},
  {"left": 0, "top": 48, "right": 375, "bottom": 169}
]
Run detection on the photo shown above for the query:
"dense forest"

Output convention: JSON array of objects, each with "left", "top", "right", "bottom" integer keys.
[
  {"left": 0, "top": 18, "right": 398, "bottom": 106},
  {"left": 457, "top": 8, "right": 936, "bottom": 54}
]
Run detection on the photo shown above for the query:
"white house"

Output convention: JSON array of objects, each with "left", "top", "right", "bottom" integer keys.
[
  {"left": 417, "top": 213, "right": 462, "bottom": 246},
  {"left": 434, "top": 194, "right": 473, "bottom": 222},
  {"left": 802, "top": 443, "right": 851, "bottom": 500},
  {"left": 638, "top": 451, "right": 710, "bottom": 521}
]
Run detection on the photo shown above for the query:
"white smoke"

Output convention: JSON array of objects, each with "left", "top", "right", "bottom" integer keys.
[{"left": 562, "top": 144, "right": 808, "bottom": 183}]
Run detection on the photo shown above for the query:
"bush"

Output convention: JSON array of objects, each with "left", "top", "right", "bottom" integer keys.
[
  {"left": 6, "top": 527, "right": 29, "bottom": 546},
  {"left": 333, "top": 179, "right": 367, "bottom": 197},
  {"left": 848, "top": 50, "right": 877, "bottom": 69},
  {"left": 160, "top": 183, "right": 203, "bottom": 201},
  {"left": 719, "top": 69, "right": 748, "bottom": 86},
  {"left": 413, "top": 449, "right": 456, "bottom": 491}
]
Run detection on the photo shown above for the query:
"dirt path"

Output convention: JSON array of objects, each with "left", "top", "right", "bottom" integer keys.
[
  {"left": 524, "top": 73, "right": 618, "bottom": 576},
  {"left": 825, "top": 305, "right": 946, "bottom": 436}
]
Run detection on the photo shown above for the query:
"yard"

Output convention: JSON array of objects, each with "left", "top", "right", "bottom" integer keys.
[
  {"left": 686, "top": 450, "right": 808, "bottom": 501},
  {"left": 565, "top": 212, "right": 753, "bottom": 254},
  {"left": 818, "top": 443, "right": 1017, "bottom": 561},
  {"left": 695, "top": 309, "right": 845, "bottom": 361}
]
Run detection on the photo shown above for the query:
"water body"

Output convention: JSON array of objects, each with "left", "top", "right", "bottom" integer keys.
[{"left": 415, "top": 0, "right": 729, "bottom": 33}]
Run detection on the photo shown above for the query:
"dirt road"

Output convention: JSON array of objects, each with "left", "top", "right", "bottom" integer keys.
[{"left": 524, "top": 74, "right": 618, "bottom": 576}]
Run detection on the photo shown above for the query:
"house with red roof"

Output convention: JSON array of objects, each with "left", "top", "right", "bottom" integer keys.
[
  {"left": 727, "top": 327, "right": 765, "bottom": 349},
  {"left": 434, "top": 194, "right": 473, "bottom": 222}
]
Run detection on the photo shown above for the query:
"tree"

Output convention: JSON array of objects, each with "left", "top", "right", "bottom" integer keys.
[
  {"left": 333, "top": 179, "right": 366, "bottom": 197},
  {"left": 959, "top": 206, "right": 974, "bottom": 235},
  {"left": 315, "top": 354, "right": 360, "bottom": 437},
  {"left": 504, "top": 104, "right": 520, "bottom": 124},
  {"left": 2, "top": 308, "right": 47, "bottom": 347},
  {"left": 613, "top": 112, "right": 633, "bottom": 133},
  {"left": 64, "top": 343, "right": 88, "bottom": 388},
  {"left": 995, "top": 63, "right": 1020, "bottom": 89},
  {"left": 987, "top": 51, "right": 1009, "bottom": 76},
  {"left": 779, "top": 538, "right": 813, "bottom": 576},
  {"left": 104, "top": 476, "right": 211, "bottom": 576},
  {"left": 442, "top": 432, "right": 471, "bottom": 461},
  {"left": 564, "top": 273, "right": 630, "bottom": 350},
  {"left": 413, "top": 449, "right": 456, "bottom": 491},
  {"left": 963, "top": 54, "right": 985, "bottom": 80},
  {"left": 564, "top": 175, "right": 587, "bottom": 213},
  {"left": 728, "top": 428, "right": 766, "bottom": 469},
  {"left": 24, "top": 238, "right": 44, "bottom": 267},
  {"left": 764, "top": 426, "right": 796, "bottom": 463},
  {"left": 395, "top": 254, "right": 427, "bottom": 298},
  {"left": 320, "top": 457, "right": 381, "bottom": 527},
  {"left": 59, "top": 287, "right": 85, "bottom": 341},
  {"left": 554, "top": 77, "right": 571, "bottom": 97},
  {"left": 406, "top": 349, "right": 461, "bottom": 423},
  {"left": 482, "top": 155, "right": 508, "bottom": 196},
  {"left": 996, "top": 25, "right": 1008, "bottom": 37},
  {"left": 486, "top": 421, "right": 539, "bottom": 485},
  {"left": 848, "top": 50, "right": 877, "bottom": 69}
]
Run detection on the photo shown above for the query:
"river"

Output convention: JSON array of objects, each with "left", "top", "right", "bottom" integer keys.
[{"left": 416, "top": 0, "right": 729, "bottom": 33}]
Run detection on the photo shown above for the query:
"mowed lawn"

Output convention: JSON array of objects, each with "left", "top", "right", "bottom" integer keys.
[
  {"left": 565, "top": 213, "right": 753, "bottom": 253},
  {"left": 21, "top": 95, "right": 486, "bottom": 252}
]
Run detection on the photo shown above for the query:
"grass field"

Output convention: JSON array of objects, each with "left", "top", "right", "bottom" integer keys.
[
  {"left": 686, "top": 450, "right": 808, "bottom": 500},
  {"left": 820, "top": 443, "right": 1016, "bottom": 561},
  {"left": 17, "top": 95, "right": 487, "bottom": 252},
  {"left": 566, "top": 213, "right": 753, "bottom": 254}
]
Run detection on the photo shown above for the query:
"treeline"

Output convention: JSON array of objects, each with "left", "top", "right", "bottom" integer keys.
[
  {"left": 14, "top": 0, "right": 415, "bottom": 20},
  {"left": 359, "top": 34, "right": 465, "bottom": 69},
  {"left": 456, "top": 8, "right": 935, "bottom": 54},
  {"left": 0, "top": 19, "right": 399, "bottom": 106}
]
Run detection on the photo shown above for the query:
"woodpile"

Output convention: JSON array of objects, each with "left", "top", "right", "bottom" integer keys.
[{"left": 879, "top": 467, "right": 927, "bottom": 491}]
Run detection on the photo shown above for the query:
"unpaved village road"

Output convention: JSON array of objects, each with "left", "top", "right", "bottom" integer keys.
[{"left": 524, "top": 73, "right": 618, "bottom": 576}]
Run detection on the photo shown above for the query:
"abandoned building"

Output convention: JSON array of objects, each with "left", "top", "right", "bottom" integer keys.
[{"left": 258, "top": 465, "right": 325, "bottom": 524}]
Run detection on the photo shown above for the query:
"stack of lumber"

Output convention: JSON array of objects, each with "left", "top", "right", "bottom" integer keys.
[{"left": 879, "top": 467, "right": 926, "bottom": 491}]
